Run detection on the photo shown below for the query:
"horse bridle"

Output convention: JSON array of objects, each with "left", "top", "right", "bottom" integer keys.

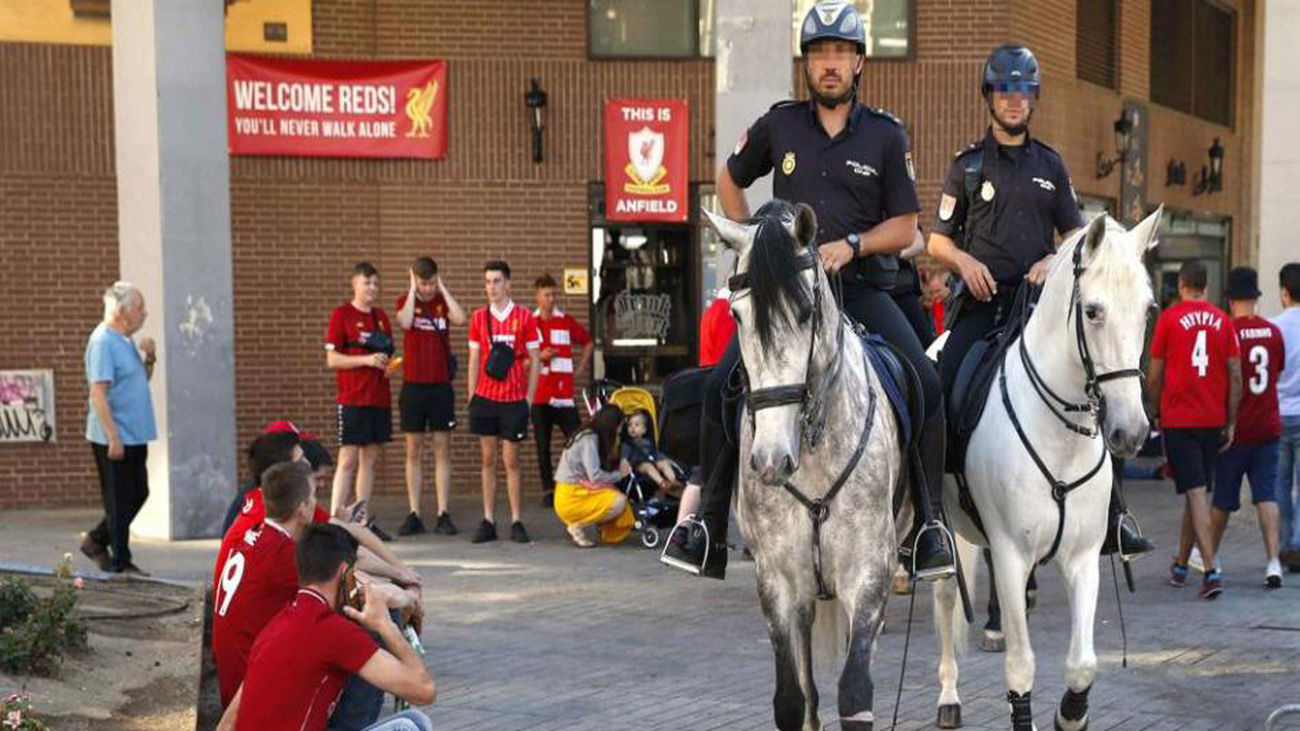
[
  {"left": 1004, "top": 239, "right": 1144, "bottom": 565},
  {"left": 727, "top": 247, "right": 843, "bottom": 449}
]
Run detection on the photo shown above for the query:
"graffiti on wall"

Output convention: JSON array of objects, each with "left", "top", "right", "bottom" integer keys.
[{"left": 0, "top": 370, "right": 56, "bottom": 444}]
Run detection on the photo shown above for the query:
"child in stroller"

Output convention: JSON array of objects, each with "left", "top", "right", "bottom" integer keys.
[{"left": 619, "top": 409, "right": 684, "bottom": 548}]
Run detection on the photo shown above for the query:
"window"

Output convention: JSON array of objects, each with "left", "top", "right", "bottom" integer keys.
[
  {"left": 791, "top": 0, "right": 912, "bottom": 58},
  {"left": 1150, "top": 0, "right": 1234, "bottom": 126},
  {"left": 1076, "top": 0, "right": 1117, "bottom": 88},
  {"left": 589, "top": 0, "right": 703, "bottom": 58}
]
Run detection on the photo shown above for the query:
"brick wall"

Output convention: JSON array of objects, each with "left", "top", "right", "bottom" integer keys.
[{"left": 0, "top": 0, "right": 1259, "bottom": 510}]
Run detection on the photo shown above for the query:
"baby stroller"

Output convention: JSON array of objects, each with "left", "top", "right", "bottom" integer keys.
[{"left": 583, "top": 379, "right": 682, "bottom": 549}]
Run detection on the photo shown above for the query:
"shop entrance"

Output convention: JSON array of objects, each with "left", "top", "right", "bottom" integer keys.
[{"left": 1151, "top": 211, "right": 1231, "bottom": 308}]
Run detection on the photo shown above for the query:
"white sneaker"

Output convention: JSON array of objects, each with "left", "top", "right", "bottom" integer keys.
[
  {"left": 566, "top": 523, "right": 596, "bottom": 548},
  {"left": 1266, "top": 559, "right": 1283, "bottom": 589},
  {"left": 1188, "top": 547, "right": 1205, "bottom": 573}
]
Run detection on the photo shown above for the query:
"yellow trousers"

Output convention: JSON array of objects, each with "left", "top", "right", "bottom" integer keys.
[{"left": 554, "top": 482, "right": 634, "bottom": 544}]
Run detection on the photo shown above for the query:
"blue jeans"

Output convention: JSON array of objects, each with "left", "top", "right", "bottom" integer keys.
[
  {"left": 329, "top": 610, "right": 404, "bottom": 731},
  {"left": 1279, "top": 416, "right": 1300, "bottom": 552},
  {"left": 362, "top": 709, "right": 432, "bottom": 731}
]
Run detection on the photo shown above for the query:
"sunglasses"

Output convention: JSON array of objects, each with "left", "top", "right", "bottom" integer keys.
[{"left": 989, "top": 81, "right": 1039, "bottom": 96}]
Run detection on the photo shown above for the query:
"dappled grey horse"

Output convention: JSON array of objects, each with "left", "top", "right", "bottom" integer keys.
[{"left": 704, "top": 201, "right": 908, "bottom": 731}]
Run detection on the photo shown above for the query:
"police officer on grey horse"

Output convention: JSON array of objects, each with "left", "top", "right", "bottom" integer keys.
[
  {"left": 927, "top": 43, "right": 1153, "bottom": 560},
  {"left": 662, "top": 0, "right": 957, "bottom": 582}
]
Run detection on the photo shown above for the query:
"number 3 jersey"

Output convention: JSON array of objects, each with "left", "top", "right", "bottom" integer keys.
[
  {"left": 1150, "top": 299, "right": 1241, "bottom": 429},
  {"left": 1229, "top": 314, "right": 1284, "bottom": 445},
  {"left": 211, "top": 519, "right": 298, "bottom": 706}
]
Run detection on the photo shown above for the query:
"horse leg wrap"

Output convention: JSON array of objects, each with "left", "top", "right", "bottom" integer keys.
[
  {"left": 840, "top": 710, "right": 873, "bottom": 731},
  {"left": 1059, "top": 685, "right": 1091, "bottom": 722},
  {"left": 1007, "top": 690, "right": 1034, "bottom": 731}
]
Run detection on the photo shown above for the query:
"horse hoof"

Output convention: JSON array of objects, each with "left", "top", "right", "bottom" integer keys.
[
  {"left": 891, "top": 570, "right": 912, "bottom": 595},
  {"left": 980, "top": 629, "right": 1005, "bottom": 653},
  {"left": 1053, "top": 712, "right": 1087, "bottom": 731},
  {"left": 937, "top": 703, "right": 962, "bottom": 728}
]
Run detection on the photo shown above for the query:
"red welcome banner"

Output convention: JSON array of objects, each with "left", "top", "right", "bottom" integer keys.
[
  {"left": 604, "top": 99, "right": 689, "bottom": 222},
  {"left": 226, "top": 55, "right": 447, "bottom": 159}
]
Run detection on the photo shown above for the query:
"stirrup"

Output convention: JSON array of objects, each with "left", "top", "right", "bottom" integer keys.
[
  {"left": 912, "top": 520, "right": 958, "bottom": 582},
  {"left": 659, "top": 514, "right": 710, "bottom": 576},
  {"left": 1116, "top": 511, "right": 1146, "bottom": 564}
]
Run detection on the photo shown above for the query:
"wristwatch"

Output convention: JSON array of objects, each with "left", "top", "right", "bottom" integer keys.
[{"left": 845, "top": 232, "right": 861, "bottom": 258}]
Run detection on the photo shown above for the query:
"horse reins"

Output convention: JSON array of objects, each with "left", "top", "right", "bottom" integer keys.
[{"left": 1002, "top": 240, "right": 1143, "bottom": 565}]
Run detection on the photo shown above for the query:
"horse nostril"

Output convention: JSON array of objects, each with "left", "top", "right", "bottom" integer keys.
[{"left": 781, "top": 455, "right": 795, "bottom": 475}]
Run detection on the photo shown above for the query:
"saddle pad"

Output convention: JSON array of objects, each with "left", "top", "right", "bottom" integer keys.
[
  {"left": 860, "top": 333, "right": 916, "bottom": 449},
  {"left": 659, "top": 365, "right": 712, "bottom": 468}
]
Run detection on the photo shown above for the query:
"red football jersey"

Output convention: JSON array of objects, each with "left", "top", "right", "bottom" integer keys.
[
  {"left": 533, "top": 309, "right": 590, "bottom": 407},
  {"left": 235, "top": 589, "right": 378, "bottom": 731},
  {"left": 698, "top": 298, "right": 736, "bottom": 367},
  {"left": 215, "top": 489, "right": 328, "bottom": 598},
  {"left": 468, "top": 301, "right": 540, "bottom": 403},
  {"left": 396, "top": 292, "right": 452, "bottom": 384},
  {"left": 1231, "top": 315, "right": 1284, "bottom": 446},
  {"left": 212, "top": 520, "right": 298, "bottom": 706},
  {"left": 1150, "top": 299, "right": 1241, "bottom": 429},
  {"left": 325, "top": 303, "right": 393, "bottom": 407}
]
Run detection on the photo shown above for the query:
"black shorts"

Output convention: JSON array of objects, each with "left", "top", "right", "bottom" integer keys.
[
  {"left": 338, "top": 405, "right": 392, "bottom": 446},
  {"left": 400, "top": 383, "right": 456, "bottom": 433},
  {"left": 468, "top": 397, "right": 528, "bottom": 442},
  {"left": 1163, "top": 427, "right": 1226, "bottom": 494}
]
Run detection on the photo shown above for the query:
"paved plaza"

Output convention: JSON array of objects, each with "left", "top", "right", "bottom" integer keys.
[{"left": 2, "top": 474, "right": 1298, "bottom": 730}]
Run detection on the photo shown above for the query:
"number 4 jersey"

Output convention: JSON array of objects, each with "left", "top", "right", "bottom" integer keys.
[
  {"left": 1230, "top": 314, "right": 1284, "bottom": 445},
  {"left": 1151, "top": 299, "right": 1241, "bottom": 429}
]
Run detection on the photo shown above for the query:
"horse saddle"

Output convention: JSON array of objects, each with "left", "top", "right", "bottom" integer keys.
[
  {"left": 858, "top": 332, "right": 920, "bottom": 451},
  {"left": 945, "top": 284, "right": 1039, "bottom": 474}
]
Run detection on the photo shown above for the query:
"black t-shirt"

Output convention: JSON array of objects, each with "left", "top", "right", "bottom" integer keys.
[
  {"left": 726, "top": 100, "right": 921, "bottom": 286},
  {"left": 932, "top": 129, "right": 1084, "bottom": 283}
]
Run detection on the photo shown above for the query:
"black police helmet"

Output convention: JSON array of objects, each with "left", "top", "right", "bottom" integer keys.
[
  {"left": 799, "top": 1, "right": 866, "bottom": 54},
  {"left": 982, "top": 44, "right": 1040, "bottom": 99}
]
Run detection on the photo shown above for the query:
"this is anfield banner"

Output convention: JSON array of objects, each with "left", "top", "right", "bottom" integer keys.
[
  {"left": 226, "top": 55, "right": 447, "bottom": 159},
  {"left": 604, "top": 99, "right": 688, "bottom": 223}
]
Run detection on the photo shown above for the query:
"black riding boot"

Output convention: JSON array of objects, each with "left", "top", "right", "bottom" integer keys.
[
  {"left": 1101, "top": 459, "right": 1153, "bottom": 558},
  {"left": 901, "top": 405, "right": 956, "bottom": 580}
]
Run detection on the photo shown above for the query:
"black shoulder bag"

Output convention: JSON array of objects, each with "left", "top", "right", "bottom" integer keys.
[{"left": 483, "top": 310, "right": 516, "bottom": 381}]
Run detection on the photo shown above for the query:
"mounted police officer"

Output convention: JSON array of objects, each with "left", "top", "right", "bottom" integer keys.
[
  {"left": 662, "top": 0, "right": 957, "bottom": 581},
  {"left": 927, "top": 43, "right": 1152, "bottom": 558}
]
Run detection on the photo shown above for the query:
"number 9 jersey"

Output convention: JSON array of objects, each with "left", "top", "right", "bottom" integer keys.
[
  {"left": 1150, "top": 298, "right": 1241, "bottom": 429},
  {"left": 1229, "top": 313, "right": 1284, "bottom": 445}
]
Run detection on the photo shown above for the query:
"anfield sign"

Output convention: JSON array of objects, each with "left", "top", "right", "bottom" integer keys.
[{"left": 604, "top": 99, "right": 689, "bottom": 223}]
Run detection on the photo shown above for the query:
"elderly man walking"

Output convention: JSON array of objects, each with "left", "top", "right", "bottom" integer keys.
[{"left": 79, "top": 282, "right": 157, "bottom": 575}]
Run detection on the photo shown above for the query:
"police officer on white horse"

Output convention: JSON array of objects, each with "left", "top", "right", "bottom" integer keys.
[
  {"left": 927, "top": 43, "right": 1153, "bottom": 558},
  {"left": 663, "top": 0, "right": 957, "bottom": 581}
]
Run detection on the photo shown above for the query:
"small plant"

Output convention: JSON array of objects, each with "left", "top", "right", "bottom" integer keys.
[
  {"left": 0, "top": 557, "right": 88, "bottom": 678},
  {"left": 0, "top": 691, "right": 50, "bottom": 730}
]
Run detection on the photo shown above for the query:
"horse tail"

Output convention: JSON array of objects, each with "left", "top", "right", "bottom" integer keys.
[
  {"left": 811, "top": 597, "right": 847, "bottom": 674},
  {"left": 932, "top": 533, "right": 980, "bottom": 654}
]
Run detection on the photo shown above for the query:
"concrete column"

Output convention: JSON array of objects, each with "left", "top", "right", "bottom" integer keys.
[
  {"left": 1258, "top": 0, "right": 1300, "bottom": 317},
  {"left": 714, "top": 0, "right": 793, "bottom": 209},
  {"left": 111, "top": 0, "right": 235, "bottom": 539}
]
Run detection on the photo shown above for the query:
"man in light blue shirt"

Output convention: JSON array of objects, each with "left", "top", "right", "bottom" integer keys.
[
  {"left": 80, "top": 282, "right": 157, "bottom": 575},
  {"left": 1273, "top": 263, "right": 1300, "bottom": 570}
]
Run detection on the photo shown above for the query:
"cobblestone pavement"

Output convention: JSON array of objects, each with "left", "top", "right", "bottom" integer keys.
[{"left": 3, "top": 476, "right": 1298, "bottom": 730}]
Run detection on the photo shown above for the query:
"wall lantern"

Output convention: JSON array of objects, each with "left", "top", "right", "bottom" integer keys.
[
  {"left": 1192, "top": 138, "right": 1224, "bottom": 196},
  {"left": 1096, "top": 109, "right": 1135, "bottom": 179},
  {"left": 525, "top": 78, "right": 547, "bottom": 164}
]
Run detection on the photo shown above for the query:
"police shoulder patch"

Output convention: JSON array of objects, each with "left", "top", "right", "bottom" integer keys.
[{"left": 867, "top": 106, "right": 904, "bottom": 127}]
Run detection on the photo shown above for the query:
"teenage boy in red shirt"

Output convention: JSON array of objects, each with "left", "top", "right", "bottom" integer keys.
[
  {"left": 326, "top": 262, "right": 395, "bottom": 539},
  {"left": 1148, "top": 259, "right": 1243, "bottom": 599},
  {"left": 216, "top": 524, "right": 435, "bottom": 731},
  {"left": 395, "top": 256, "right": 466, "bottom": 537},
  {"left": 467, "top": 260, "right": 541, "bottom": 544},
  {"left": 531, "top": 273, "right": 592, "bottom": 509}
]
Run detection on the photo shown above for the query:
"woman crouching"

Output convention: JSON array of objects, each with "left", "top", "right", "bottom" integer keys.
[{"left": 553, "top": 405, "right": 634, "bottom": 548}]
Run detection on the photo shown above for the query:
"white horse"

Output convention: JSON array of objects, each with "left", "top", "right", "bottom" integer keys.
[
  {"left": 704, "top": 200, "right": 908, "bottom": 731},
  {"left": 931, "top": 210, "right": 1161, "bottom": 730}
]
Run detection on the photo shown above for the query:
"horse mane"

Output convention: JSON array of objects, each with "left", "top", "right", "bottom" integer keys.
[{"left": 746, "top": 201, "right": 813, "bottom": 351}]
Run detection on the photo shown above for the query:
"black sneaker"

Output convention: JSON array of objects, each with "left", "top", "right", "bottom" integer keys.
[
  {"left": 660, "top": 518, "right": 726, "bottom": 580},
  {"left": 79, "top": 532, "right": 112, "bottom": 572},
  {"left": 397, "top": 512, "right": 426, "bottom": 537},
  {"left": 509, "top": 521, "right": 531, "bottom": 544},
  {"left": 539, "top": 491, "right": 554, "bottom": 509},
  {"left": 471, "top": 519, "right": 497, "bottom": 544},
  {"left": 367, "top": 520, "right": 395, "bottom": 542},
  {"left": 1102, "top": 515, "right": 1153, "bottom": 558},
  {"left": 433, "top": 512, "right": 458, "bottom": 536}
]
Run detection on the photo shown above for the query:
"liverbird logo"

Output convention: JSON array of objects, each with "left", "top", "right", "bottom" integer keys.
[
  {"left": 623, "top": 126, "right": 670, "bottom": 195},
  {"left": 405, "top": 80, "right": 438, "bottom": 138}
]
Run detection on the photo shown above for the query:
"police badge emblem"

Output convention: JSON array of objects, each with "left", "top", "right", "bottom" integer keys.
[
  {"left": 980, "top": 180, "right": 995, "bottom": 201},
  {"left": 938, "top": 193, "right": 956, "bottom": 221},
  {"left": 782, "top": 151, "right": 796, "bottom": 175},
  {"left": 905, "top": 151, "right": 915, "bottom": 181}
]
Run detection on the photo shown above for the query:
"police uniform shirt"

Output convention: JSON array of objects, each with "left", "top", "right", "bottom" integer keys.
[
  {"left": 727, "top": 100, "right": 921, "bottom": 249},
  {"left": 932, "top": 129, "right": 1084, "bottom": 284}
]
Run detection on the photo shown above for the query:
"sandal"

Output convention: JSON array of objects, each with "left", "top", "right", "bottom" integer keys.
[{"left": 567, "top": 524, "right": 596, "bottom": 548}]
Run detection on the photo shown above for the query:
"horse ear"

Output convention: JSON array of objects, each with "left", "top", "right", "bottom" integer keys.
[
  {"left": 1129, "top": 205, "right": 1163, "bottom": 253},
  {"left": 1080, "top": 213, "right": 1108, "bottom": 262},
  {"left": 702, "top": 208, "right": 755, "bottom": 254},
  {"left": 793, "top": 203, "right": 818, "bottom": 249}
]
